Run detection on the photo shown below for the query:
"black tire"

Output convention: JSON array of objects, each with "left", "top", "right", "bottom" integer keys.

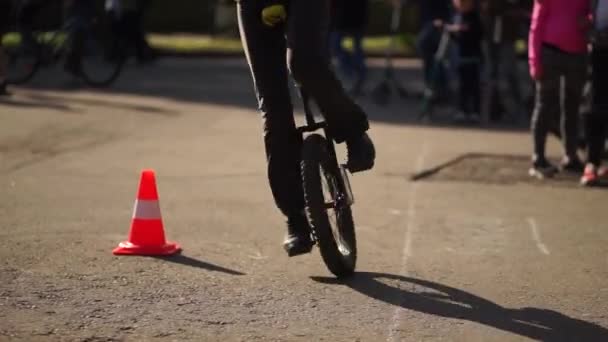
[
  {"left": 79, "top": 19, "right": 125, "bottom": 87},
  {"left": 2, "top": 32, "right": 40, "bottom": 85},
  {"left": 301, "top": 134, "right": 357, "bottom": 278}
]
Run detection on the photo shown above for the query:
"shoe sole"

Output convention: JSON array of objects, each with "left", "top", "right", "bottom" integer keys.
[
  {"left": 347, "top": 162, "right": 374, "bottom": 174},
  {"left": 580, "top": 178, "right": 600, "bottom": 187},
  {"left": 529, "top": 168, "right": 556, "bottom": 180},
  {"left": 284, "top": 243, "right": 314, "bottom": 257}
]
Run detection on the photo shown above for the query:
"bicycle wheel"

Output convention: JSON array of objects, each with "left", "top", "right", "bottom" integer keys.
[
  {"left": 301, "top": 134, "right": 357, "bottom": 278},
  {"left": 79, "top": 19, "right": 124, "bottom": 87},
  {"left": 1, "top": 31, "right": 40, "bottom": 84}
]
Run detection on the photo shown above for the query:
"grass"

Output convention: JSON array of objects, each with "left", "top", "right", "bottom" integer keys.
[
  {"left": 147, "top": 33, "right": 416, "bottom": 56},
  {"left": 3, "top": 31, "right": 527, "bottom": 57},
  {"left": 1, "top": 32, "right": 67, "bottom": 48}
]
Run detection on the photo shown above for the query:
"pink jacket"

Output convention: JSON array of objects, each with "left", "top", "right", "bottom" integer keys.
[{"left": 528, "top": 0, "right": 591, "bottom": 79}]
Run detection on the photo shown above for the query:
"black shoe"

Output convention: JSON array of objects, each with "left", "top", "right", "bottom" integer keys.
[
  {"left": 0, "top": 83, "right": 10, "bottom": 97},
  {"left": 283, "top": 213, "right": 314, "bottom": 257},
  {"left": 560, "top": 157, "right": 585, "bottom": 173},
  {"left": 345, "top": 132, "right": 375, "bottom": 173},
  {"left": 529, "top": 159, "right": 558, "bottom": 179}
]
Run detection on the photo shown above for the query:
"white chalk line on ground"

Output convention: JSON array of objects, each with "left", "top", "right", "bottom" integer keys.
[
  {"left": 527, "top": 217, "right": 550, "bottom": 255},
  {"left": 387, "top": 142, "right": 430, "bottom": 342}
]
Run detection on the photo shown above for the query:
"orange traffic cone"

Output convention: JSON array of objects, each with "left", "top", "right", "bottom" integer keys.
[{"left": 113, "top": 169, "right": 181, "bottom": 256}]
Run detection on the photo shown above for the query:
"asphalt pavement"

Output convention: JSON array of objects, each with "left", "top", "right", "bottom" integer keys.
[{"left": 1, "top": 57, "right": 607, "bottom": 341}]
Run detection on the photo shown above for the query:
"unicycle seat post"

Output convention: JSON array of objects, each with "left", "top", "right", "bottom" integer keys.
[{"left": 297, "top": 88, "right": 328, "bottom": 134}]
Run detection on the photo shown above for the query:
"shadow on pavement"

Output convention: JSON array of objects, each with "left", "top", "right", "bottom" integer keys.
[
  {"left": 15, "top": 58, "right": 532, "bottom": 132},
  {"left": 410, "top": 152, "right": 608, "bottom": 189},
  {"left": 22, "top": 92, "right": 180, "bottom": 117},
  {"left": 312, "top": 272, "right": 608, "bottom": 341},
  {"left": 0, "top": 96, "right": 74, "bottom": 112},
  {"left": 156, "top": 254, "right": 245, "bottom": 276}
]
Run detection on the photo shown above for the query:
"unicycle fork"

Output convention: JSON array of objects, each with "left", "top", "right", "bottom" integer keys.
[{"left": 297, "top": 89, "right": 357, "bottom": 278}]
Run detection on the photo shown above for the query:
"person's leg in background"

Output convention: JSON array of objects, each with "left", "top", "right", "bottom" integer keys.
[
  {"left": 457, "top": 63, "right": 472, "bottom": 119},
  {"left": 470, "top": 61, "right": 482, "bottom": 119},
  {"left": 501, "top": 41, "right": 524, "bottom": 122},
  {"left": 560, "top": 52, "right": 587, "bottom": 172},
  {"left": 529, "top": 47, "right": 561, "bottom": 178},
  {"left": 16, "top": 0, "right": 38, "bottom": 47},
  {"left": 350, "top": 30, "right": 367, "bottom": 96},
  {"left": 581, "top": 47, "right": 608, "bottom": 185},
  {"left": 0, "top": 0, "right": 10, "bottom": 96},
  {"left": 485, "top": 40, "right": 504, "bottom": 122},
  {"left": 64, "top": 0, "right": 96, "bottom": 76},
  {"left": 133, "top": 0, "right": 154, "bottom": 63},
  {"left": 236, "top": 0, "right": 311, "bottom": 255},
  {"left": 286, "top": 0, "right": 374, "bottom": 173},
  {"left": 0, "top": 46, "right": 9, "bottom": 96},
  {"left": 330, "top": 30, "right": 351, "bottom": 79},
  {"left": 456, "top": 62, "right": 481, "bottom": 122},
  {"left": 416, "top": 23, "right": 439, "bottom": 91}
]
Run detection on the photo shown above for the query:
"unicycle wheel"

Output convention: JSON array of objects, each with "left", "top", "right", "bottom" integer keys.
[{"left": 301, "top": 134, "right": 357, "bottom": 278}]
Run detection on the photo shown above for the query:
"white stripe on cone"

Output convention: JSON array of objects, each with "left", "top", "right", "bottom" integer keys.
[{"left": 132, "top": 199, "right": 162, "bottom": 219}]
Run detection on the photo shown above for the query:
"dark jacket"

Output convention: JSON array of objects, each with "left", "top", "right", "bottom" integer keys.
[
  {"left": 417, "top": 0, "right": 452, "bottom": 27},
  {"left": 592, "top": 0, "right": 608, "bottom": 47}
]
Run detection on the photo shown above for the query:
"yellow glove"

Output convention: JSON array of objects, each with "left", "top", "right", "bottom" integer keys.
[{"left": 262, "top": 4, "right": 287, "bottom": 27}]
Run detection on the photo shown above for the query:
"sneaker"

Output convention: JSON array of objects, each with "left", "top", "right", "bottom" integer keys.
[
  {"left": 345, "top": 132, "right": 375, "bottom": 173},
  {"left": 283, "top": 213, "right": 314, "bottom": 257},
  {"left": 580, "top": 164, "right": 599, "bottom": 187},
  {"left": 560, "top": 157, "right": 585, "bottom": 173},
  {"left": 529, "top": 159, "right": 558, "bottom": 179}
]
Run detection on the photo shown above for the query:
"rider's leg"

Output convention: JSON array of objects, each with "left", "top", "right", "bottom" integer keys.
[
  {"left": 237, "top": 0, "right": 312, "bottom": 255},
  {"left": 286, "top": 0, "right": 374, "bottom": 172}
]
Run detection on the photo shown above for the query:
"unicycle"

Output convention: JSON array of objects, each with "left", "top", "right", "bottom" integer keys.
[{"left": 297, "top": 89, "right": 358, "bottom": 278}]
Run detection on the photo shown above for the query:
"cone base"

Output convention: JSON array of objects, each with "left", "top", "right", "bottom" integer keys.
[{"left": 113, "top": 241, "right": 181, "bottom": 256}]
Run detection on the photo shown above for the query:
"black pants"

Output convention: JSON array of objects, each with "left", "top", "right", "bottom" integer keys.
[
  {"left": 586, "top": 47, "right": 608, "bottom": 166},
  {"left": 531, "top": 45, "right": 587, "bottom": 162},
  {"left": 458, "top": 62, "right": 481, "bottom": 115},
  {"left": 109, "top": 9, "right": 151, "bottom": 61},
  {"left": 237, "top": 0, "right": 369, "bottom": 218}
]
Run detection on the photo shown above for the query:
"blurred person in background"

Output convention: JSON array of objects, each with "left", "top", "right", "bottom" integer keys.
[
  {"left": 330, "top": 0, "right": 370, "bottom": 96},
  {"left": 528, "top": 0, "right": 590, "bottom": 179},
  {"left": 414, "top": 0, "right": 452, "bottom": 101},
  {"left": 106, "top": 0, "right": 154, "bottom": 64},
  {"left": 63, "top": 0, "right": 96, "bottom": 75},
  {"left": 480, "top": 0, "right": 526, "bottom": 123},
  {"left": 15, "top": 0, "right": 45, "bottom": 50},
  {"left": 436, "top": 0, "right": 483, "bottom": 123},
  {"left": 581, "top": 0, "right": 608, "bottom": 186},
  {"left": 15, "top": 0, "right": 96, "bottom": 76}
]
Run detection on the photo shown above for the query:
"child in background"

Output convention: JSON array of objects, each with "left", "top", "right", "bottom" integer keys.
[
  {"left": 438, "top": 0, "right": 484, "bottom": 123},
  {"left": 528, "top": 0, "right": 590, "bottom": 179},
  {"left": 330, "top": 0, "right": 370, "bottom": 96}
]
